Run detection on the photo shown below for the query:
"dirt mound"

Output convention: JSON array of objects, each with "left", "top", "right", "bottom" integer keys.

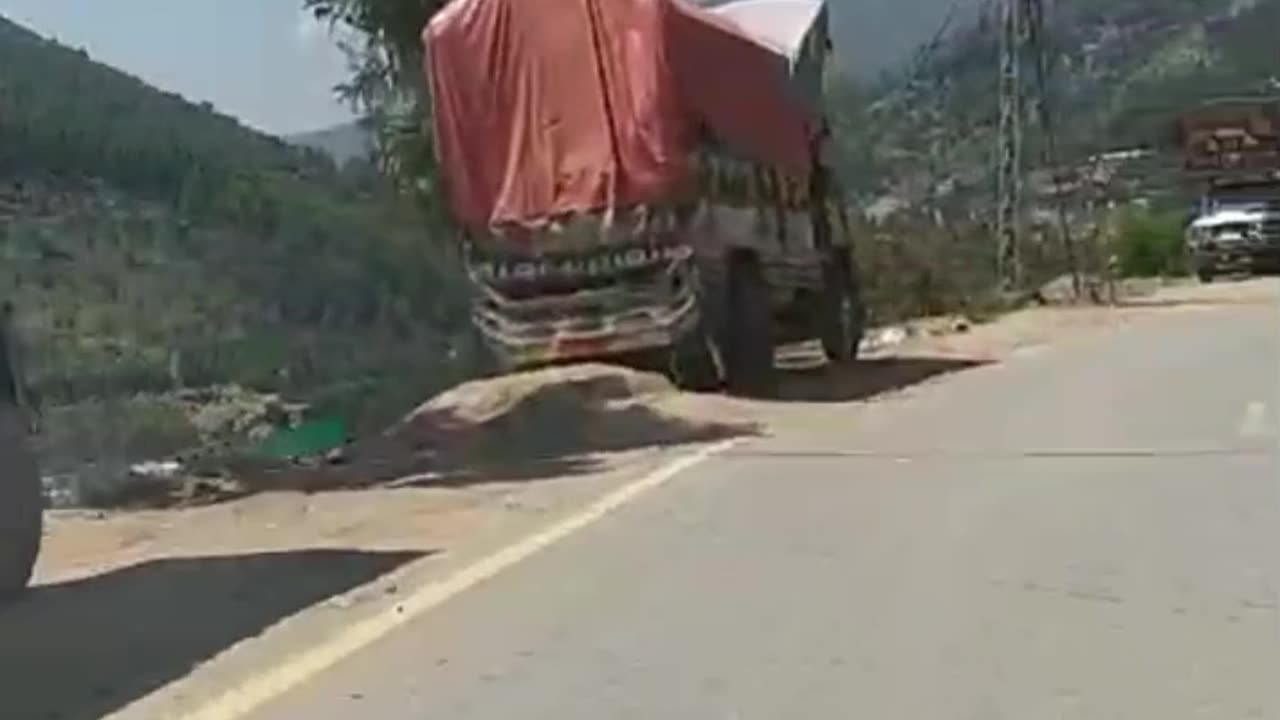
[
  {"left": 385, "top": 363, "right": 684, "bottom": 460},
  {"left": 1033, "top": 274, "right": 1169, "bottom": 306},
  {"left": 401, "top": 363, "right": 675, "bottom": 429},
  {"left": 242, "top": 363, "right": 755, "bottom": 494}
]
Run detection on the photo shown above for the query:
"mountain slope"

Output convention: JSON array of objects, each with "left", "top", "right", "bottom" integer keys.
[
  {"left": 831, "top": 0, "right": 1280, "bottom": 200},
  {"left": 287, "top": 122, "right": 374, "bottom": 165},
  {"left": 0, "top": 14, "right": 474, "bottom": 467},
  {"left": 828, "top": 0, "right": 984, "bottom": 76}
]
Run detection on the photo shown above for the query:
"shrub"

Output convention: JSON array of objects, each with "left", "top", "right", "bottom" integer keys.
[{"left": 1114, "top": 207, "right": 1189, "bottom": 278}]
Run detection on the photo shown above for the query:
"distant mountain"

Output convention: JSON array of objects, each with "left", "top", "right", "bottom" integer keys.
[
  {"left": 287, "top": 121, "right": 374, "bottom": 165},
  {"left": 827, "top": 0, "right": 984, "bottom": 77}
]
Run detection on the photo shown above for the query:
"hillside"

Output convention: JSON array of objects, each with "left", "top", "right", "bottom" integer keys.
[
  {"left": 819, "top": 0, "right": 1280, "bottom": 319},
  {"left": 0, "top": 15, "right": 476, "bottom": 493},
  {"left": 834, "top": 0, "right": 984, "bottom": 76},
  {"left": 287, "top": 122, "right": 374, "bottom": 166},
  {"left": 832, "top": 0, "right": 1280, "bottom": 201}
]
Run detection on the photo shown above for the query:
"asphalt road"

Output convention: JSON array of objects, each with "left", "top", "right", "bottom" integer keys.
[{"left": 250, "top": 296, "right": 1280, "bottom": 719}]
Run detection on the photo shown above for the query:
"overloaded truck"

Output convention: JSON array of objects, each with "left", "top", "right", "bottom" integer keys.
[
  {"left": 0, "top": 309, "right": 42, "bottom": 602},
  {"left": 423, "top": 0, "right": 864, "bottom": 394},
  {"left": 1177, "top": 97, "right": 1280, "bottom": 281}
]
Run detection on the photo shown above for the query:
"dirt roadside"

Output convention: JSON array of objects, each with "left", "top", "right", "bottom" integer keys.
[{"left": 3, "top": 277, "right": 1275, "bottom": 720}]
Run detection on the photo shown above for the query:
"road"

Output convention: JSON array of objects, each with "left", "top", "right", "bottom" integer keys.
[{"left": 249, "top": 295, "right": 1280, "bottom": 719}]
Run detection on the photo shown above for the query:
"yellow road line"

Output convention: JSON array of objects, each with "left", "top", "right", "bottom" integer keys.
[{"left": 110, "top": 439, "right": 739, "bottom": 720}]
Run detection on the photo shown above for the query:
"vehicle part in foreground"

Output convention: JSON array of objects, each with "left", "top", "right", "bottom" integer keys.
[{"left": 0, "top": 317, "right": 41, "bottom": 603}]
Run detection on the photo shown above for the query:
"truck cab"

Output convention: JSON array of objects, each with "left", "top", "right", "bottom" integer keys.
[
  {"left": 1176, "top": 98, "right": 1280, "bottom": 281},
  {"left": 1186, "top": 182, "right": 1280, "bottom": 280}
]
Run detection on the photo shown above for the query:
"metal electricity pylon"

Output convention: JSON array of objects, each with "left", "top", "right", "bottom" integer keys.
[{"left": 995, "top": 0, "right": 1024, "bottom": 293}]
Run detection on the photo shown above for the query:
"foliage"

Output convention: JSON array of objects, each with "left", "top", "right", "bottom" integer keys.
[
  {"left": 855, "top": 213, "right": 998, "bottom": 323},
  {"left": 302, "top": 0, "right": 445, "bottom": 207},
  {"left": 0, "top": 14, "right": 486, "bottom": 486},
  {"left": 1113, "top": 207, "right": 1189, "bottom": 278}
]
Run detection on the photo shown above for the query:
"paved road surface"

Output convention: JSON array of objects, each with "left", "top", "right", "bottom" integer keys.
[{"left": 251, "top": 297, "right": 1280, "bottom": 719}]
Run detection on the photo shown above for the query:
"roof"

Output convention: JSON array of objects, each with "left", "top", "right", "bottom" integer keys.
[
  {"left": 707, "top": 0, "right": 825, "bottom": 61},
  {"left": 700, "top": 0, "right": 830, "bottom": 114}
]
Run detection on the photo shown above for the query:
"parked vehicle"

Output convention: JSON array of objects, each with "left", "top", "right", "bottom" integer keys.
[
  {"left": 423, "top": 0, "right": 863, "bottom": 394},
  {"left": 1185, "top": 184, "right": 1280, "bottom": 280},
  {"left": 1177, "top": 97, "right": 1280, "bottom": 281}
]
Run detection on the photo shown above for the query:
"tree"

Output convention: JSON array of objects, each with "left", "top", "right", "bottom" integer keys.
[{"left": 302, "top": 0, "right": 446, "bottom": 208}]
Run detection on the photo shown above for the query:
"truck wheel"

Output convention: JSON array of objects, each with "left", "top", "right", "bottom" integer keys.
[
  {"left": 1197, "top": 267, "right": 1216, "bottom": 283},
  {"left": 0, "top": 404, "right": 41, "bottom": 603},
  {"left": 820, "top": 249, "right": 865, "bottom": 363},
  {"left": 724, "top": 254, "right": 777, "bottom": 397},
  {"left": 670, "top": 322, "right": 722, "bottom": 392}
]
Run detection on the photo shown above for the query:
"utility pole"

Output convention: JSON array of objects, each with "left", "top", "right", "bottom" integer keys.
[
  {"left": 995, "top": 0, "right": 1023, "bottom": 293},
  {"left": 1022, "top": 0, "right": 1084, "bottom": 301}
]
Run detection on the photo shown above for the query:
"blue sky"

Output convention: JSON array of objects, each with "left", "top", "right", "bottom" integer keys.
[{"left": 0, "top": 0, "right": 356, "bottom": 135}]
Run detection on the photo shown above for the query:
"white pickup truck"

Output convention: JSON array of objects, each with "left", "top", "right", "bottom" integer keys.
[
  {"left": 1186, "top": 185, "right": 1280, "bottom": 281},
  {"left": 1177, "top": 99, "right": 1280, "bottom": 282}
]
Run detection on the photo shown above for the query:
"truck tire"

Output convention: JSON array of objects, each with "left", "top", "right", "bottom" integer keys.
[
  {"left": 0, "top": 403, "right": 41, "bottom": 603},
  {"left": 819, "top": 249, "right": 865, "bottom": 363},
  {"left": 723, "top": 254, "right": 777, "bottom": 397},
  {"left": 670, "top": 319, "right": 722, "bottom": 392}
]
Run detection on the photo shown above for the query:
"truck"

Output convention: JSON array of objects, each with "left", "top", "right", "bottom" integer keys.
[
  {"left": 0, "top": 306, "right": 42, "bottom": 602},
  {"left": 423, "top": 0, "right": 864, "bottom": 395},
  {"left": 1176, "top": 97, "right": 1280, "bottom": 281}
]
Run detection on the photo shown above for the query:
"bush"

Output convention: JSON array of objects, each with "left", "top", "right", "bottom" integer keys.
[{"left": 1114, "top": 207, "right": 1189, "bottom": 278}]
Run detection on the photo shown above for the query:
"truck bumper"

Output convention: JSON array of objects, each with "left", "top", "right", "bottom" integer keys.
[
  {"left": 471, "top": 267, "right": 702, "bottom": 369},
  {"left": 1194, "top": 245, "right": 1280, "bottom": 274}
]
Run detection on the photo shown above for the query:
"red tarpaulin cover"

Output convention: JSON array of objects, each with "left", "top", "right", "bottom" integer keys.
[{"left": 424, "top": 0, "right": 815, "bottom": 233}]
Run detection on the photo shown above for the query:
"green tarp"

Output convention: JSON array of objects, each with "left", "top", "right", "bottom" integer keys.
[{"left": 253, "top": 416, "right": 348, "bottom": 461}]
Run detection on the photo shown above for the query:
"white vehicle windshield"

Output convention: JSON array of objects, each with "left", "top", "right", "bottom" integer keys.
[{"left": 1206, "top": 196, "right": 1274, "bottom": 214}]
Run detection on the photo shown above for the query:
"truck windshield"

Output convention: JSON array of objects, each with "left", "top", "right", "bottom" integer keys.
[{"left": 1207, "top": 196, "right": 1275, "bottom": 213}]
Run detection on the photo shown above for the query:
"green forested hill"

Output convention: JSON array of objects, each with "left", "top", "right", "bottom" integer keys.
[
  {"left": 819, "top": 0, "right": 1279, "bottom": 323},
  {"left": 0, "top": 15, "right": 473, "bottom": 479},
  {"left": 0, "top": 16, "right": 340, "bottom": 202},
  {"left": 827, "top": 0, "right": 1280, "bottom": 210}
]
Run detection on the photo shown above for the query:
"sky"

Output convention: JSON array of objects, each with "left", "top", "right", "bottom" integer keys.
[{"left": 0, "top": 0, "right": 356, "bottom": 136}]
